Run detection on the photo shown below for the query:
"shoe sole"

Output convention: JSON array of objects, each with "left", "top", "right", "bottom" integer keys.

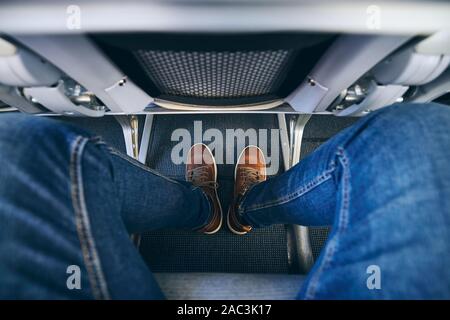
[
  {"left": 188, "top": 143, "right": 223, "bottom": 235},
  {"left": 227, "top": 145, "right": 267, "bottom": 235}
]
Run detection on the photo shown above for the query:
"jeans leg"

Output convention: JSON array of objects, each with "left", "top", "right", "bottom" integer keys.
[
  {"left": 0, "top": 114, "right": 210, "bottom": 299},
  {"left": 239, "top": 103, "right": 450, "bottom": 299},
  {"left": 106, "top": 148, "right": 211, "bottom": 233}
]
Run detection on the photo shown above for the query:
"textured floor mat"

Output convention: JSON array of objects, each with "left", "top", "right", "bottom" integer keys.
[{"left": 140, "top": 114, "right": 292, "bottom": 273}]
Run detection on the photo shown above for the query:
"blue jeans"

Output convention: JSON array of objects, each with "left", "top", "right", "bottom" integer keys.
[{"left": 0, "top": 103, "right": 449, "bottom": 299}]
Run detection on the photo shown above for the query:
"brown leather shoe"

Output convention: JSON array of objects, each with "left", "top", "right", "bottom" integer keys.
[
  {"left": 227, "top": 146, "right": 266, "bottom": 235},
  {"left": 186, "top": 143, "right": 222, "bottom": 234}
]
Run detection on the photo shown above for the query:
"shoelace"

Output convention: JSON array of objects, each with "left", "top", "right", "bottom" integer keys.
[
  {"left": 239, "top": 166, "right": 261, "bottom": 195},
  {"left": 187, "top": 166, "right": 218, "bottom": 190}
]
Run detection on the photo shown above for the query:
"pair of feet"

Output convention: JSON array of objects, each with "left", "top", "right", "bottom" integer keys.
[{"left": 186, "top": 144, "right": 266, "bottom": 235}]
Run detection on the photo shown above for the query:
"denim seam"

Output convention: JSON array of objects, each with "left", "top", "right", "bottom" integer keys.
[
  {"left": 236, "top": 182, "right": 260, "bottom": 215},
  {"left": 239, "top": 166, "right": 336, "bottom": 215},
  {"left": 303, "top": 148, "right": 351, "bottom": 299},
  {"left": 70, "top": 136, "right": 111, "bottom": 300},
  {"left": 107, "top": 147, "right": 185, "bottom": 187}
]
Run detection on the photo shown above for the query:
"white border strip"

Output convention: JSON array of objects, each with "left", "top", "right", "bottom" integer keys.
[{"left": 1, "top": 1, "right": 449, "bottom": 35}]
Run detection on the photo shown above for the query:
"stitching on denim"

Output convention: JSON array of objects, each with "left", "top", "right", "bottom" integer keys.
[
  {"left": 237, "top": 181, "right": 260, "bottom": 215},
  {"left": 70, "top": 136, "right": 111, "bottom": 300},
  {"left": 239, "top": 166, "right": 336, "bottom": 215},
  {"left": 107, "top": 148, "right": 184, "bottom": 187},
  {"left": 303, "top": 147, "right": 351, "bottom": 299}
]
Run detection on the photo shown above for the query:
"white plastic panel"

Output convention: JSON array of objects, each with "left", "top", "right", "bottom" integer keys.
[
  {"left": 1, "top": 1, "right": 450, "bottom": 35},
  {"left": 23, "top": 83, "right": 104, "bottom": 117},
  {"left": 410, "top": 68, "right": 450, "bottom": 103},
  {"left": 285, "top": 79, "right": 328, "bottom": 113},
  {"left": 0, "top": 47, "right": 61, "bottom": 87},
  {"left": 0, "top": 85, "right": 43, "bottom": 113},
  {"left": 0, "top": 37, "right": 16, "bottom": 56},
  {"left": 420, "top": 56, "right": 450, "bottom": 84},
  {"left": 105, "top": 77, "right": 155, "bottom": 114},
  {"left": 337, "top": 84, "right": 408, "bottom": 116},
  {"left": 286, "top": 35, "right": 411, "bottom": 112},
  {"left": 372, "top": 48, "right": 450, "bottom": 86},
  {"left": 415, "top": 31, "right": 450, "bottom": 55},
  {"left": 13, "top": 34, "right": 153, "bottom": 113}
]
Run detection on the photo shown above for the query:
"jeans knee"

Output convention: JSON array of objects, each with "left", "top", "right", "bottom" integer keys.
[
  {"left": 0, "top": 113, "right": 89, "bottom": 162},
  {"left": 372, "top": 102, "right": 450, "bottom": 139},
  {"left": 0, "top": 114, "right": 94, "bottom": 219},
  {"left": 339, "top": 103, "right": 450, "bottom": 227},
  {"left": 357, "top": 103, "right": 450, "bottom": 158},
  {"left": 342, "top": 102, "right": 450, "bottom": 200}
]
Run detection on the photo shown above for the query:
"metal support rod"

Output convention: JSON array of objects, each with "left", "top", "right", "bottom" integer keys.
[
  {"left": 278, "top": 113, "right": 314, "bottom": 274},
  {"left": 115, "top": 115, "right": 137, "bottom": 157},
  {"left": 291, "top": 114, "right": 312, "bottom": 165},
  {"left": 115, "top": 115, "right": 143, "bottom": 247},
  {"left": 291, "top": 114, "right": 314, "bottom": 273},
  {"left": 130, "top": 115, "right": 139, "bottom": 159}
]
